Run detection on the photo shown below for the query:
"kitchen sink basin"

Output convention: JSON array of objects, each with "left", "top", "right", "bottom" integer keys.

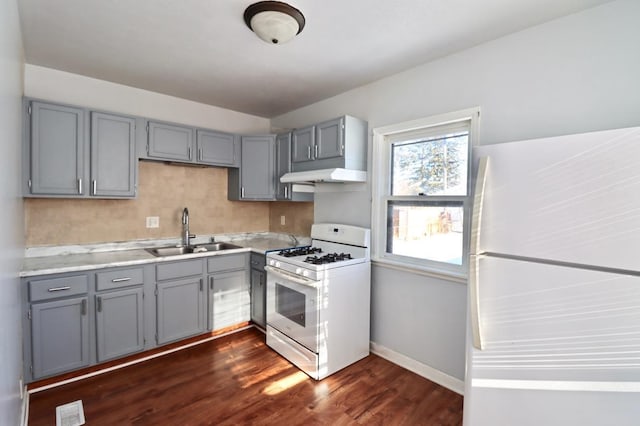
[{"left": 145, "top": 242, "right": 242, "bottom": 257}]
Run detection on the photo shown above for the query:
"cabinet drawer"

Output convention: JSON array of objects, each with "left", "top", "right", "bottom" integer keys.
[
  {"left": 156, "top": 259, "right": 203, "bottom": 281},
  {"left": 29, "top": 275, "right": 88, "bottom": 302},
  {"left": 96, "top": 266, "right": 144, "bottom": 291},
  {"left": 208, "top": 253, "right": 247, "bottom": 273},
  {"left": 250, "top": 253, "right": 266, "bottom": 269}
]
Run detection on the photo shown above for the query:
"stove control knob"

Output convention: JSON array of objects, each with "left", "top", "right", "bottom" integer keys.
[
  {"left": 295, "top": 268, "right": 302, "bottom": 275},
  {"left": 269, "top": 259, "right": 275, "bottom": 266},
  {"left": 275, "top": 261, "right": 281, "bottom": 268},
  {"left": 302, "top": 270, "right": 309, "bottom": 277}
]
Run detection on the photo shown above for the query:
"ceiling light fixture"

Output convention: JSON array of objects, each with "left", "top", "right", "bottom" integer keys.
[{"left": 244, "top": 1, "right": 305, "bottom": 45}]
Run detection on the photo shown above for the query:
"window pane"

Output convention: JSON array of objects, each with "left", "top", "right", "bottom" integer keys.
[
  {"left": 386, "top": 202, "right": 464, "bottom": 265},
  {"left": 391, "top": 132, "right": 468, "bottom": 196}
]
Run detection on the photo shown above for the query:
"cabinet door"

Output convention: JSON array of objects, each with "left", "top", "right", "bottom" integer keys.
[
  {"left": 157, "top": 277, "right": 205, "bottom": 344},
  {"left": 240, "top": 135, "right": 275, "bottom": 200},
  {"left": 147, "top": 121, "right": 194, "bottom": 162},
  {"left": 90, "top": 112, "right": 137, "bottom": 197},
  {"left": 29, "top": 101, "right": 85, "bottom": 196},
  {"left": 96, "top": 288, "right": 144, "bottom": 362},
  {"left": 291, "top": 125, "right": 315, "bottom": 163},
  {"left": 196, "top": 130, "right": 238, "bottom": 166},
  {"left": 31, "top": 297, "right": 89, "bottom": 379},
  {"left": 315, "top": 117, "right": 344, "bottom": 160},
  {"left": 250, "top": 268, "right": 266, "bottom": 328},
  {"left": 275, "top": 132, "right": 292, "bottom": 200},
  {"left": 210, "top": 270, "right": 250, "bottom": 331}
]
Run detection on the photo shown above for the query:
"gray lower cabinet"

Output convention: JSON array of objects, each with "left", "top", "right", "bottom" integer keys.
[
  {"left": 26, "top": 273, "right": 91, "bottom": 380},
  {"left": 24, "top": 99, "right": 138, "bottom": 199},
  {"left": 95, "top": 288, "right": 144, "bottom": 362},
  {"left": 31, "top": 296, "right": 90, "bottom": 380},
  {"left": 227, "top": 135, "right": 276, "bottom": 200},
  {"left": 249, "top": 253, "right": 266, "bottom": 328},
  {"left": 155, "top": 259, "right": 206, "bottom": 344},
  {"left": 207, "top": 253, "right": 249, "bottom": 331}
]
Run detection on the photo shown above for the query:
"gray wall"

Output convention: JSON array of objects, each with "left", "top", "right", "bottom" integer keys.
[
  {"left": 0, "top": 0, "right": 25, "bottom": 423},
  {"left": 0, "top": 0, "right": 24, "bottom": 425},
  {"left": 272, "top": 0, "right": 640, "bottom": 381}
]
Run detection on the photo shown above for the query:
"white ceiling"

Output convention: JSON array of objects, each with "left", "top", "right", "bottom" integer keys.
[{"left": 18, "top": 0, "right": 612, "bottom": 118}]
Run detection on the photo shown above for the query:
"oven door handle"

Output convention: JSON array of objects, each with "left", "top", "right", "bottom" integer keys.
[{"left": 264, "top": 265, "right": 319, "bottom": 288}]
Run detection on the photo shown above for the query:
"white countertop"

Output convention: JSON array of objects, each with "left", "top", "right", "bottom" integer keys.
[{"left": 21, "top": 233, "right": 310, "bottom": 278}]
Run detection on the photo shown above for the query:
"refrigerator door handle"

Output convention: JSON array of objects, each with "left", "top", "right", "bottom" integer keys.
[
  {"left": 469, "top": 254, "right": 484, "bottom": 350},
  {"left": 469, "top": 156, "right": 489, "bottom": 350},
  {"left": 470, "top": 156, "right": 489, "bottom": 256}
]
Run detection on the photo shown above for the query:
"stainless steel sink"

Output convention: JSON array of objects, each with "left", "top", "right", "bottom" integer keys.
[{"left": 145, "top": 242, "right": 241, "bottom": 257}]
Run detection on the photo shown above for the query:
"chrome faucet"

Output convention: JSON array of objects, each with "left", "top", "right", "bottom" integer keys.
[{"left": 182, "top": 207, "right": 195, "bottom": 246}]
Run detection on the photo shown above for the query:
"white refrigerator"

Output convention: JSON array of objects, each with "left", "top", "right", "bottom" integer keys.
[{"left": 464, "top": 126, "right": 640, "bottom": 425}]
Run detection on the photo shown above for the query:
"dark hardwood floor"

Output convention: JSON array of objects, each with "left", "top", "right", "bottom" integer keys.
[{"left": 29, "top": 328, "right": 463, "bottom": 425}]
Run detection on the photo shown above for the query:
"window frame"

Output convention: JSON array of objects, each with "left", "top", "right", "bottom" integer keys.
[{"left": 371, "top": 107, "right": 480, "bottom": 280}]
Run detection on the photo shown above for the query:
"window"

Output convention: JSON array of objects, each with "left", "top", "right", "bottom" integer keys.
[{"left": 372, "top": 108, "right": 479, "bottom": 277}]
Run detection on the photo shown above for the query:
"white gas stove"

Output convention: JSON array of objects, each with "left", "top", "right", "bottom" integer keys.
[
  {"left": 266, "top": 223, "right": 370, "bottom": 282},
  {"left": 265, "top": 223, "right": 371, "bottom": 380}
]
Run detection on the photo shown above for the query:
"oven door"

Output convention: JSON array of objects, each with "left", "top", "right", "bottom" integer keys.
[{"left": 265, "top": 266, "right": 320, "bottom": 353}]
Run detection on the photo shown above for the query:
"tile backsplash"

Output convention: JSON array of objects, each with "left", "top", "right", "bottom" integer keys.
[{"left": 25, "top": 161, "right": 313, "bottom": 246}]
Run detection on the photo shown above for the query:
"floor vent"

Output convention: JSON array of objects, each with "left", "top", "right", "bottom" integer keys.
[{"left": 56, "top": 400, "right": 85, "bottom": 426}]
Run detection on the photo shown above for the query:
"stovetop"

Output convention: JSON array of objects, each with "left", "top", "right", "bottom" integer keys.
[{"left": 275, "top": 247, "right": 357, "bottom": 265}]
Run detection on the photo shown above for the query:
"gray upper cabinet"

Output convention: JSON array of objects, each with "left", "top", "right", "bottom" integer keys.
[
  {"left": 24, "top": 99, "right": 138, "bottom": 199},
  {"left": 95, "top": 287, "right": 144, "bottom": 362},
  {"left": 291, "top": 125, "right": 315, "bottom": 164},
  {"left": 291, "top": 115, "right": 368, "bottom": 173},
  {"left": 91, "top": 112, "right": 137, "bottom": 197},
  {"left": 276, "top": 132, "right": 313, "bottom": 202},
  {"left": 315, "top": 117, "right": 344, "bottom": 160},
  {"left": 145, "top": 122, "right": 241, "bottom": 168},
  {"left": 28, "top": 101, "right": 85, "bottom": 196},
  {"left": 196, "top": 129, "right": 239, "bottom": 167},
  {"left": 147, "top": 121, "right": 194, "bottom": 162},
  {"left": 228, "top": 135, "right": 275, "bottom": 200}
]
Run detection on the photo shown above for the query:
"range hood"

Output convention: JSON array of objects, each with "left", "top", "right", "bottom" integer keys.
[{"left": 280, "top": 168, "right": 367, "bottom": 184}]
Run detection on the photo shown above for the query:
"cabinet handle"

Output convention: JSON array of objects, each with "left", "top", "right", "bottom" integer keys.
[
  {"left": 81, "top": 299, "right": 87, "bottom": 316},
  {"left": 97, "top": 296, "right": 102, "bottom": 313},
  {"left": 188, "top": 147, "right": 192, "bottom": 160},
  {"left": 284, "top": 186, "right": 288, "bottom": 199},
  {"left": 111, "top": 277, "right": 131, "bottom": 283},
  {"left": 209, "top": 276, "right": 213, "bottom": 290},
  {"left": 48, "top": 286, "right": 71, "bottom": 292},
  {"left": 200, "top": 278, "right": 203, "bottom": 292},
  {"left": 307, "top": 146, "right": 311, "bottom": 159},
  {"left": 78, "top": 178, "right": 82, "bottom": 194},
  {"left": 92, "top": 180, "right": 97, "bottom": 195},
  {"left": 198, "top": 148, "right": 202, "bottom": 161},
  {"left": 241, "top": 187, "right": 245, "bottom": 198},
  {"left": 314, "top": 144, "right": 319, "bottom": 159}
]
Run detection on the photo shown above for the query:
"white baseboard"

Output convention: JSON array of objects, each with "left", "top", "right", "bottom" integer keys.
[
  {"left": 370, "top": 341, "right": 464, "bottom": 395},
  {"left": 20, "top": 385, "right": 29, "bottom": 426}
]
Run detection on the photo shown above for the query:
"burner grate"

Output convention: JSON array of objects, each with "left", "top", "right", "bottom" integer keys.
[
  {"left": 304, "top": 253, "right": 353, "bottom": 265},
  {"left": 277, "top": 247, "right": 322, "bottom": 257}
]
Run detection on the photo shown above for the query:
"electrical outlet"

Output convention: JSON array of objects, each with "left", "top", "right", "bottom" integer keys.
[
  {"left": 280, "top": 215, "right": 286, "bottom": 225},
  {"left": 146, "top": 216, "right": 159, "bottom": 228}
]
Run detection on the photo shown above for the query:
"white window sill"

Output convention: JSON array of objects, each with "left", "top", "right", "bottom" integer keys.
[{"left": 371, "top": 257, "right": 468, "bottom": 284}]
